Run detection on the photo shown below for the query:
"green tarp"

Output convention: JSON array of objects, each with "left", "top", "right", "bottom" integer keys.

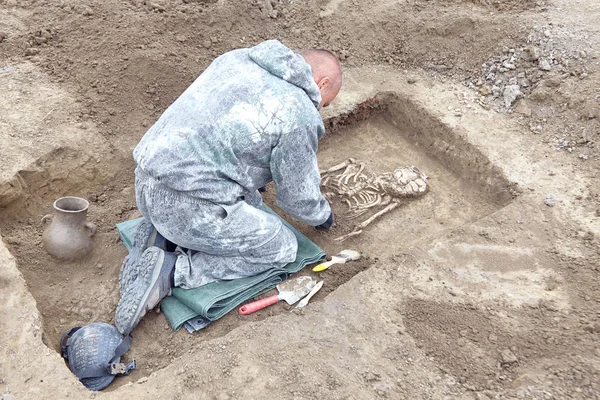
[{"left": 116, "top": 205, "right": 325, "bottom": 331}]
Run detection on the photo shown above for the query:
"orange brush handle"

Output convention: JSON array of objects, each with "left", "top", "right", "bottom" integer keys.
[{"left": 239, "top": 295, "right": 280, "bottom": 315}]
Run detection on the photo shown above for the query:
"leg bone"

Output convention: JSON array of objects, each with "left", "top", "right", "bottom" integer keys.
[
  {"left": 334, "top": 202, "right": 399, "bottom": 241},
  {"left": 319, "top": 158, "right": 356, "bottom": 175}
]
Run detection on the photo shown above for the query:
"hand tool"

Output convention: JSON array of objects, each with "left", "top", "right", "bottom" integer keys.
[
  {"left": 312, "top": 249, "right": 360, "bottom": 272},
  {"left": 295, "top": 280, "right": 324, "bottom": 309},
  {"left": 239, "top": 276, "right": 315, "bottom": 315}
]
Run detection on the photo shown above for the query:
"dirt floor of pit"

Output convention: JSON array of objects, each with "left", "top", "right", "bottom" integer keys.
[
  {"left": 2, "top": 0, "right": 600, "bottom": 398},
  {"left": 0, "top": 93, "right": 521, "bottom": 385}
]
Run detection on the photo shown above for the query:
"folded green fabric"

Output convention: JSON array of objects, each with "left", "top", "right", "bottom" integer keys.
[
  {"left": 116, "top": 218, "right": 143, "bottom": 252},
  {"left": 116, "top": 205, "right": 325, "bottom": 331}
]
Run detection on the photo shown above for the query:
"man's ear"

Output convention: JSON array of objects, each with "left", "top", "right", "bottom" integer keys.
[{"left": 317, "top": 77, "right": 331, "bottom": 89}]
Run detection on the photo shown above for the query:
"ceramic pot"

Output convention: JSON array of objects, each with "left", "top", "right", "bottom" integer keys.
[{"left": 42, "top": 196, "right": 96, "bottom": 260}]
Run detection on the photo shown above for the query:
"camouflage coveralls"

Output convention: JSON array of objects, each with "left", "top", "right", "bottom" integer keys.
[{"left": 133, "top": 40, "right": 331, "bottom": 289}]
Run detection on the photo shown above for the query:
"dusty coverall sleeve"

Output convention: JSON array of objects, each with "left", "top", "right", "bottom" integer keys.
[{"left": 270, "top": 126, "right": 331, "bottom": 226}]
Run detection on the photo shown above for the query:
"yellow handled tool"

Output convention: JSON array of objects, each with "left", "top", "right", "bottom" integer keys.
[{"left": 313, "top": 249, "right": 360, "bottom": 272}]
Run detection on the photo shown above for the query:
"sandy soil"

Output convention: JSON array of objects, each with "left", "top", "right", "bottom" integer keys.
[{"left": 1, "top": 0, "right": 599, "bottom": 398}]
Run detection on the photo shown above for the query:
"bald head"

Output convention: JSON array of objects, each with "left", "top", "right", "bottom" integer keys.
[{"left": 301, "top": 49, "right": 342, "bottom": 109}]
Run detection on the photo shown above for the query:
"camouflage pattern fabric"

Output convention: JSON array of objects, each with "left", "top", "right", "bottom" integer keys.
[{"left": 132, "top": 40, "right": 331, "bottom": 288}]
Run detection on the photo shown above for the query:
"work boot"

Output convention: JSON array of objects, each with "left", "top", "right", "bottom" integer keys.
[
  {"left": 119, "top": 219, "right": 168, "bottom": 297},
  {"left": 115, "top": 246, "right": 177, "bottom": 335}
]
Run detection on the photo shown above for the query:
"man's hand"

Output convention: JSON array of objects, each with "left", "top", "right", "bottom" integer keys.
[{"left": 315, "top": 213, "right": 334, "bottom": 231}]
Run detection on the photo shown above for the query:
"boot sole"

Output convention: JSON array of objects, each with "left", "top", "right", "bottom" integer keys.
[
  {"left": 119, "top": 219, "right": 157, "bottom": 297},
  {"left": 115, "top": 247, "right": 174, "bottom": 335}
]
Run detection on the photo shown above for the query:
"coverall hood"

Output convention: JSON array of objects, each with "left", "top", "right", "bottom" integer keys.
[{"left": 249, "top": 40, "right": 322, "bottom": 109}]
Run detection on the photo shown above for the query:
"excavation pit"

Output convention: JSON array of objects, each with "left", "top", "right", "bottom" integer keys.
[
  {"left": 0, "top": 92, "right": 516, "bottom": 387},
  {"left": 276, "top": 92, "right": 517, "bottom": 255}
]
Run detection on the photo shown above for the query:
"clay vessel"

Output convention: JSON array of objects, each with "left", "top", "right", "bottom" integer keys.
[{"left": 42, "top": 196, "right": 96, "bottom": 260}]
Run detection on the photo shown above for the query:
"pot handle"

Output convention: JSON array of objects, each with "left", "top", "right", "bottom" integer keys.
[
  {"left": 84, "top": 222, "right": 97, "bottom": 237},
  {"left": 41, "top": 214, "right": 53, "bottom": 224}
]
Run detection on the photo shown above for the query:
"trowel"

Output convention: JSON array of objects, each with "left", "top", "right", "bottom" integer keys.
[{"left": 239, "top": 276, "right": 316, "bottom": 315}]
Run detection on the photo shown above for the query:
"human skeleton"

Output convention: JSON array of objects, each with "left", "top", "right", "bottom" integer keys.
[{"left": 320, "top": 158, "right": 429, "bottom": 241}]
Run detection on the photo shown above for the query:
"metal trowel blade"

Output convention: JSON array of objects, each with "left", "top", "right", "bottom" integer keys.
[{"left": 276, "top": 276, "right": 316, "bottom": 305}]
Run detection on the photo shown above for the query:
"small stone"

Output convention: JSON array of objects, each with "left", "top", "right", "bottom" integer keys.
[
  {"left": 407, "top": 78, "right": 417, "bottom": 84},
  {"left": 77, "top": 5, "right": 94, "bottom": 16},
  {"left": 150, "top": 2, "right": 166, "bottom": 12},
  {"left": 543, "top": 300, "right": 559, "bottom": 312},
  {"left": 544, "top": 194, "right": 556, "bottom": 207},
  {"left": 479, "top": 85, "right": 492, "bottom": 96},
  {"left": 503, "top": 62, "right": 516, "bottom": 70},
  {"left": 202, "top": 40, "right": 212, "bottom": 49},
  {"left": 514, "top": 102, "right": 532, "bottom": 116},
  {"left": 137, "top": 377, "right": 148, "bottom": 384},
  {"left": 25, "top": 47, "right": 39, "bottom": 56},
  {"left": 0, "top": 32, "right": 6, "bottom": 43},
  {"left": 488, "top": 334, "right": 498, "bottom": 343},
  {"left": 579, "top": 154, "right": 588, "bottom": 160},
  {"left": 268, "top": 9, "right": 278, "bottom": 18},
  {"left": 503, "top": 85, "right": 522, "bottom": 108},
  {"left": 364, "top": 371, "right": 382, "bottom": 382},
  {"left": 500, "top": 349, "right": 518, "bottom": 365},
  {"left": 5, "top": 237, "right": 21, "bottom": 246},
  {"left": 538, "top": 59, "right": 552, "bottom": 71},
  {"left": 526, "top": 46, "right": 540, "bottom": 61}
]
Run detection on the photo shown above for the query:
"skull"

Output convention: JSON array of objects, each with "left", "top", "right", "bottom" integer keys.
[{"left": 384, "top": 166, "right": 428, "bottom": 198}]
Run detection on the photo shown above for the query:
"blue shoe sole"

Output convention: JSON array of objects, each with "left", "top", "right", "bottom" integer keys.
[
  {"left": 115, "top": 247, "right": 176, "bottom": 335},
  {"left": 119, "top": 219, "right": 166, "bottom": 297}
]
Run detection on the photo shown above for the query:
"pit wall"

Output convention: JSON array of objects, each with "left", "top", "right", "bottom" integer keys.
[{"left": 324, "top": 91, "right": 519, "bottom": 206}]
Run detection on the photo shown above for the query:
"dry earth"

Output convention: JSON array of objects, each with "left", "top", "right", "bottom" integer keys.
[{"left": 1, "top": 0, "right": 599, "bottom": 399}]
